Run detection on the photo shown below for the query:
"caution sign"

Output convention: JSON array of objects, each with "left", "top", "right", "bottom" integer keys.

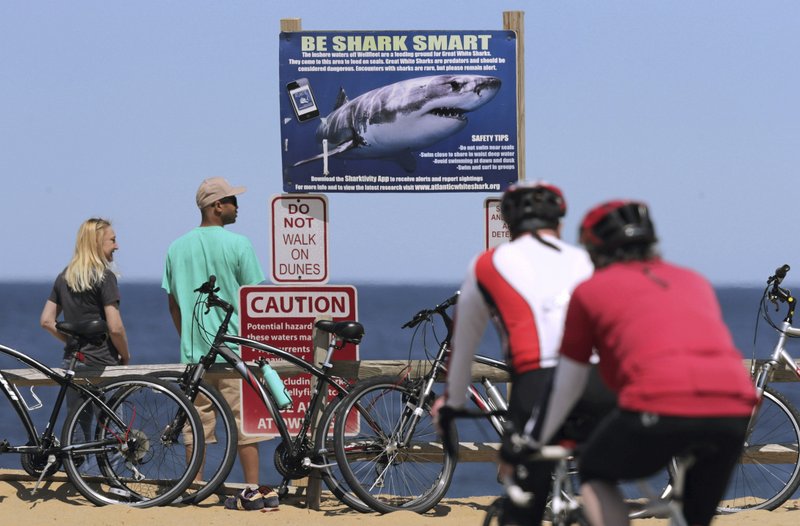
[
  {"left": 271, "top": 194, "right": 329, "bottom": 284},
  {"left": 484, "top": 196, "right": 509, "bottom": 250},
  {"left": 238, "top": 285, "right": 358, "bottom": 437}
]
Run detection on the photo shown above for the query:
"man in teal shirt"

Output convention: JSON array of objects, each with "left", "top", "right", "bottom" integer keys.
[{"left": 162, "top": 176, "right": 266, "bottom": 489}]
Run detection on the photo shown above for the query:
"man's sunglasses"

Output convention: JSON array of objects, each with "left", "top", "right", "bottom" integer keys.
[{"left": 219, "top": 196, "right": 238, "bottom": 207}]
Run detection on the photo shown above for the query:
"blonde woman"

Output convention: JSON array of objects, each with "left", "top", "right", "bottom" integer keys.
[{"left": 40, "top": 218, "right": 130, "bottom": 365}]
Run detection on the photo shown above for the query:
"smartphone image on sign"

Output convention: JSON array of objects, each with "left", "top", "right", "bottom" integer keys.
[{"left": 287, "top": 78, "right": 320, "bottom": 122}]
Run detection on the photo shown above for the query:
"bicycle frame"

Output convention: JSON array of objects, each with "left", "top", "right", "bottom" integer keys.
[
  {"left": 0, "top": 343, "right": 131, "bottom": 456},
  {"left": 185, "top": 285, "right": 355, "bottom": 470},
  {"left": 190, "top": 335, "right": 350, "bottom": 449},
  {"left": 753, "top": 320, "right": 800, "bottom": 395},
  {"left": 389, "top": 293, "right": 510, "bottom": 448}
]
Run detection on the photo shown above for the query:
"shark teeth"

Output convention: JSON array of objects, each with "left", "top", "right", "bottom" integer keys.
[{"left": 429, "top": 107, "right": 467, "bottom": 120}]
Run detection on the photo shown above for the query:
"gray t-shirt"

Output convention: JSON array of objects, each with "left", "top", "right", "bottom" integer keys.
[{"left": 48, "top": 269, "right": 121, "bottom": 365}]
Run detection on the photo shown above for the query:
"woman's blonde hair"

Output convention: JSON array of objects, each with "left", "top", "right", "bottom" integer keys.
[{"left": 64, "top": 218, "right": 113, "bottom": 293}]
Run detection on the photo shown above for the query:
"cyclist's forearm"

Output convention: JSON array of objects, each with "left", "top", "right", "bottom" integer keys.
[
  {"left": 530, "top": 356, "right": 589, "bottom": 443},
  {"left": 446, "top": 272, "right": 490, "bottom": 407}
]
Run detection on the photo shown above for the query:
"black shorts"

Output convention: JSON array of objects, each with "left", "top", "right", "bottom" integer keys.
[
  {"left": 506, "top": 366, "right": 617, "bottom": 443},
  {"left": 579, "top": 409, "right": 749, "bottom": 526}
]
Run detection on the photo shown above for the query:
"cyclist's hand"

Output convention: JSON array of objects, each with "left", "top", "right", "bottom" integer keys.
[
  {"left": 432, "top": 398, "right": 459, "bottom": 457},
  {"left": 500, "top": 430, "right": 541, "bottom": 464},
  {"left": 431, "top": 397, "right": 445, "bottom": 432}
]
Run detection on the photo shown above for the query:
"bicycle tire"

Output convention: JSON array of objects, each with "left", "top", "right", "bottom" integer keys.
[
  {"left": 718, "top": 386, "right": 800, "bottom": 512},
  {"left": 312, "top": 392, "right": 373, "bottom": 513},
  {"left": 482, "top": 497, "right": 504, "bottom": 526},
  {"left": 153, "top": 372, "right": 238, "bottom": 504},
  {"left": 61, "top": 375, "right": 205, "bottom": 507},
  {"left": 333, "top": 375, "right": 457, "bottom": 514}
]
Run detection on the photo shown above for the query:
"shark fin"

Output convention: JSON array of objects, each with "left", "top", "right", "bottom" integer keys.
[
  {"left": 333, "top": 88, "right": 349, "bottom": 110},
  {"left": 394, "top": 152, "right": 417, "bottom": 173}
]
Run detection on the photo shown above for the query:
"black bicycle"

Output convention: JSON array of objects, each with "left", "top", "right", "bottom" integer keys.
[
  {"left": 0, "top": 319, "right": 205, "bottom": 507},
  {"left": 332, "top": 292, "right": 512, "bottom": 514},
  {"left": 168, "top": 276, "right": 372, "bottom": 511}
]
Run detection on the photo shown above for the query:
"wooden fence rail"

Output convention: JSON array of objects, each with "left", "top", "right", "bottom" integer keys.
[{"left": 2, "top": 359, "right": 795, "bottom": 507}]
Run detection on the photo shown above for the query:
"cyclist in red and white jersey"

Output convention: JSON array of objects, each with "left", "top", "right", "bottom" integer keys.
[
  {"left": 440, "top": 181, "right": 614, "bottom": 526},
  {"left": 530, "top": 200, "right": 757, "bottom": 526}
]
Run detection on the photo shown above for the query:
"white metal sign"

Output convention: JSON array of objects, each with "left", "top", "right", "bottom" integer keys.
[
  {"left": 271, "top": 194, "right": 329, "bottom": 284},
  {"left": 484, "top": 197, "right": 509, "bottom": 250}
]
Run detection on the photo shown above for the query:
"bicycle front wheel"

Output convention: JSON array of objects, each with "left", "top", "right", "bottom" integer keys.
[
  {"left": 313, "top": 392, "right": 373, "bottom": 513},
  {"left": 718, "top": 386, "right": 800, "bottom": 512},
  {"left": 154, "top": 372, "right": 238, "bottom": 504},
  {"left": 61, "top": 375, "right": 205, "bottom": 507},
  {"left": 333, "top": 376, "right": 457, "bottom": 514}
]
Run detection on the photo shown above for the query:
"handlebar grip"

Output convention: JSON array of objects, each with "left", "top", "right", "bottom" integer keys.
[
  {"left": 776, "top": 265, "right": 790, "bottom": 280},
  {"left": 194, "top": 275, "right": 218, "bottom": 293}
]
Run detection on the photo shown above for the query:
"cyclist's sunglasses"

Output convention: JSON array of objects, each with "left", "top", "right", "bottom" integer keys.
[{"left": 218, "top": 195, "right": 238, "bottom": 207}]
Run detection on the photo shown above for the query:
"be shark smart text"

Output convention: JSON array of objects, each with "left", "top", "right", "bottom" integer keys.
[{"left": 301, "top": 34, "right": 493, "bottom": 53}]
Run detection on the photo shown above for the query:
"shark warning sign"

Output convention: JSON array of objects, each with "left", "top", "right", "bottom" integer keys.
[{"left": 279, "top": 30, "right": 519, "bottom": 193}]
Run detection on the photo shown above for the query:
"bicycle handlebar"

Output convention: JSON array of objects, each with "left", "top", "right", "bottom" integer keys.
[
  {"left": 401, "top": 292, "right": 460, "bottom": 329},
  {"left": 195, "top": 275, "right": 234, "bottom": 314},
  {"left": 194, "top": 275, "right": 218, "bottom": 294},
  {"left": 767, "top": 264, "right": 793, "bottom": 304}
]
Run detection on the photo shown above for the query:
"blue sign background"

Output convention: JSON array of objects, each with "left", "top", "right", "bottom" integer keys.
[{"left": 279, "top": 30, "right": 518, "bottom": 193}]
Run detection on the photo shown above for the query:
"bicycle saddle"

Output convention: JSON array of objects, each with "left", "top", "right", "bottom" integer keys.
[
  {"left": 56, "top": 319, "right": 109, "bottom": 340},
  {"left": 314, "top": 320, "right": 364, "bottom": 344}
]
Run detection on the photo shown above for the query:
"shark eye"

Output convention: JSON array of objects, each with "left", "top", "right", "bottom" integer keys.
[{"left": 448, "top": 80, "right": 463, "bottom": 92}]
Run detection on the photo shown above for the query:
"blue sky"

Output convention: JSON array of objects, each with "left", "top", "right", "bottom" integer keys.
[{"left": 2, "top": 2, "right": 799, "bottom": 285}]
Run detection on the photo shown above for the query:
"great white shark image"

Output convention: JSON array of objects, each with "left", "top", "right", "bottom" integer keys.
[{"left": 293, "top": 74, "right": 502, "bottom": 172}]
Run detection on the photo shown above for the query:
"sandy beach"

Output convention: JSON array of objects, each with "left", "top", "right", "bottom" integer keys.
[{"left": 2, "top": 469, "right": 799, "bottom": 526}]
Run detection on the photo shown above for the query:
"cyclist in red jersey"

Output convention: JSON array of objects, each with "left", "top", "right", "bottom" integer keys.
[
  {"left": 529, "top": 200, "right": 756, "bottom": 526},
  {"left": 438, "top": 182, "right": 615, "bottom": 526}
]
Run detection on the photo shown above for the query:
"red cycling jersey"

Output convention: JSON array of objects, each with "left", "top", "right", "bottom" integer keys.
[{"left": 560, "top": 259, "right": 756, "bottom": 417}]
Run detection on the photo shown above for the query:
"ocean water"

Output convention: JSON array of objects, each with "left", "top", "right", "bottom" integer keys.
[{"left": 0, "top": 281, "right": 796, "bottom": 499}]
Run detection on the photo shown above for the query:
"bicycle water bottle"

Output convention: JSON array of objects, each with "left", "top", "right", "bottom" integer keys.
[{"left": 260, "top": 363, "right": 292, "bottom": 409}]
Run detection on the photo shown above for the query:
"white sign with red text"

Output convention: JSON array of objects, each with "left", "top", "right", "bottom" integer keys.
[
  {"left": 238, "top": 285, "right": 358, "bottom": 437},
  {"left": 484, "top": 197, "right": 509, "bottom": 250},
  {"left": 271, "top": 194, "right": 329, "bottom": 284}
]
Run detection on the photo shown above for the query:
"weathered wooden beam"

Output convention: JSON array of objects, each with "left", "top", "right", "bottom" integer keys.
[{"left": 2, "top": 359, "right": 511, "bottom": 387}]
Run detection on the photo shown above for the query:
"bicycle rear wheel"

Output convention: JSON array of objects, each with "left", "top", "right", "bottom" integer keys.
[
  {"left": 718, "top": 386, "right": 800, "bottom": 512},
  {"left": 61, "top": 375, "right": 204, "bottom": 507},
  {"left": 154, "top": 372, "right": 238, "bottom": 504},
  {"left": 333, "top": 376, "right": 457, "bottom": 514}
]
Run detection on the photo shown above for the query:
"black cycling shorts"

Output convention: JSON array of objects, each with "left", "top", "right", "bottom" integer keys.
[{"left": 579, "top": 409, "right": 748, "bottom": 526}]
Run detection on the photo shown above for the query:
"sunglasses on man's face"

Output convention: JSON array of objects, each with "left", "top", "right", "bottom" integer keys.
[{"left": 218, "top": 196, "right": 238, "bottom": 207}]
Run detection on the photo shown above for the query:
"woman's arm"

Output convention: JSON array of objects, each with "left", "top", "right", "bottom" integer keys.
[
  {"left": 40, "top": 300, "right": 67, "bottom": 343},
  {"left": 104, "top": 303, "right": 130, "bottom": 365}
]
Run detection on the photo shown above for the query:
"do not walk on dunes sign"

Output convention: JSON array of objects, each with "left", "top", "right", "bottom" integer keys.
[{"left": 271, "top": 194, "right": 329, "bottom": 284}]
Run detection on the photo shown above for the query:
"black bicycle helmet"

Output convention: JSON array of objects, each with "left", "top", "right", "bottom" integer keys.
[
  {"left": 579, "top": 200, "right": 657, "bottom": 254},
  {"left": 501, "top": 181, "right": 566, "bottom": 237}
]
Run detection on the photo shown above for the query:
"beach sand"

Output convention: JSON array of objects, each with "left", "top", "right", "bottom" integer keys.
[{"left": 2, "top": 470, "right": 799, "bottom": 525}]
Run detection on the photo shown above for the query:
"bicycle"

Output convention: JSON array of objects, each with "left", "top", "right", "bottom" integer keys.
[
  {"left": 169, "top": 276, "right": 372, "bottom": 511},
  {"left": 717, "top": 263, "right": 800, "bottom": 512},
  {"left": 0, "top": 319, "right": 205, "bottom": 507},
  {"left": 481, "top": 441, "right": 693, "bottom": 526},
  {"left": 332, "top": 292, "right": 512, "bottom": 514}
]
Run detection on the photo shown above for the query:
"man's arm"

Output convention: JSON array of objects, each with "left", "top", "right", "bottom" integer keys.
[{"left": 167, "top": 294, "right": 182, "bottom": 335}]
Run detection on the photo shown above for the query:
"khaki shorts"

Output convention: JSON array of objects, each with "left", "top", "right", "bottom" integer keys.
[{"left": 184, "top": 377, "right": 267, "bottom": 446}]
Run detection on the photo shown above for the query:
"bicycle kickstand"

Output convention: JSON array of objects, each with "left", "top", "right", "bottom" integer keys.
[{"left": 31, "top": 454, "right": 57, "bottom": 495}]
